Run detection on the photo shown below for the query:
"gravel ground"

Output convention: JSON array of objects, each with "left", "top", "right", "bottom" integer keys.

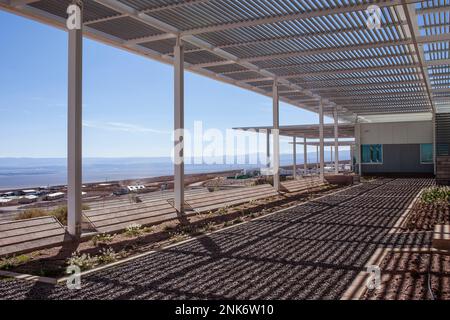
[
  {"left": 0, "top": 178, "right": 434, "bottom": 300},
  {"left": 364, "top": 251, "right": 450, "bottom": 300}
]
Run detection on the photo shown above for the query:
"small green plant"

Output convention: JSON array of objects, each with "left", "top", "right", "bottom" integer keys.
[
  {"left": 169, "top": 231, "right": 188, "bottom": 243},
  {"left": 200, "top": 222, "right": 216, "bottom": 233},
  {"left": 91, "top": 233, "right": 115, "bottom": 246},
  {"left": 124, "top": 223, "right": 150, "bottom": 237},
  {"left": 0, "top": 255, "right": 31, "bottom": 270},
  {"left": 233, "top": 217, "right": 244, "bottom": 224},
  {"left": 98, "top": 248, "right": 118, "bottom": 264},
  {"left": 67, "top": 252, "right": 98, "bottom": 271},
  {"left": 420, "top": 186, "right": 450, "bottom": 204},
  {"left": 164, "top": 224, "right": 176, "bottom": 232},
  {"left": 216, "top": 207, "right": 228, "bottom": 215}
]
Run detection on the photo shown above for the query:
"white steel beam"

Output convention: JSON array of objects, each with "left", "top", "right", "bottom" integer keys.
[
  {"left": 292, "top": 136, "right": 297, "bottom": 179},
  {"left": 316, "top": 146, "right": 319, "bottom": 170},
  {"left": 303, "top": 137, "right": 308, "bottom": 174},
  {"left": 174, "top": 38, "right": 184, "bottom": 213},
  {"left": 355, "top": 118, "right": 362, "bottom": 176},
  {"left": 319, "top": 100, "right": 325, "bottom": 182},
  {"left": 67, "top": 2, "right": 83, "bottom": 238},
  {"left": 334, "top": 108, "right": 339, "bottom": 175},
  {"left": 273, "top": 81, "right": 280, "bottom": 192},
  {"left": 266, "top": 129, "right": 270, "bottom": 168}
]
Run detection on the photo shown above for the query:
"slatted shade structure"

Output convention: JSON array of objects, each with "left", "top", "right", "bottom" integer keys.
[
  {"left": 234, "top": 124, "right": 355, "bottom": 139},
  {"left": 1, "top": 0, "right": 448, "bottom": 119},
  {"left": 418, "top": 1, "right": 450, "bottom": 114},
  {"left": 2, "top": 0, "right": 448, "bottom": 237},
  {"left": 289, "top": 141, "right": 355, "bottom": 146}
]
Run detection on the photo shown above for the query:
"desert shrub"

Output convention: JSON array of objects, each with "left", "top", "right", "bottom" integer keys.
[
  {"left": 0, "top": 255, "right": 31, "bottom": 270},
  {"left": 91, "top": 233, "right": 115, "bottom": 246},
  {"left": 124, "top": 223, "right": 151, "bottom": 237},
  {"left": 16, "top": 205, "right": 89, "bottom": 226},
  {"left": 169, "top": 231, "right": 188, "bottom": 243},
  {"left": 233, "top": 217, "right": 244, "bottom": 224},
  {"left": 216, "top": 207, "right": 228, "bottom": 215},
  {"left": 51, "top": 206, "right": 68, "bottom": 225},
  {"left": 67, "top": 252, "right": 98, "bottom": 271},
  {"left": 199, "top": 222, "right": 216, "bottom": 233},
  {"left": 420, "top": 186, "right": 450, "bottom": 204},
  {"left": 97, "top": 248, "right": 118, "bottom": 264},
  {"left": 15, "top": 209, "right": 48, "bottom": 220}
]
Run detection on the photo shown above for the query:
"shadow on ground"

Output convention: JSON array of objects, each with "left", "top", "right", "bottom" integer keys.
[{"left": 0, "top": 178, "right": 435, "bottom": 300}]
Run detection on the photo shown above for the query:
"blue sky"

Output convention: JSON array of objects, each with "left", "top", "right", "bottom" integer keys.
[{"left": 0, "top": 10, "right": 332, "bottom": 158}]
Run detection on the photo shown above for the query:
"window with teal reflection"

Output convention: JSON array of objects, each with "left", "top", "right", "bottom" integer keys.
[
  {"left": 420, "top": 144, "right": 433, "bottom": 163},
  {"left": 361, "top": 144, "right": 382, "bottom": 164}
]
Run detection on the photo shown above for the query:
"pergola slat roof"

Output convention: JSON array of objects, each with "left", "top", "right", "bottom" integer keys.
[
  {"left": 2, "top": 0, "right": 449, "bottom": 119},
  {"left": 234, "top": 123, "right": 355, "bottom": 139}
]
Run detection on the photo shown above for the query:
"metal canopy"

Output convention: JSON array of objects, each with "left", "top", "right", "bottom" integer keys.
[
  {"left": 234, "top": 123, "right": 355, "bottom": 139},
  {"left": 1, "top": 0, "right": 449, "bottom": 119},
  {"left": 289, "top": 141, "right": 355, "bottom": 146}
]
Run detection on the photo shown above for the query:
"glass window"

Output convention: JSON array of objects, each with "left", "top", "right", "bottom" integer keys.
[
  {"left": 420, "top": 144, "right": 433, "bottom": 163},
  {"left": 361, "top": 144, "right": 383, "bottom": 164}
]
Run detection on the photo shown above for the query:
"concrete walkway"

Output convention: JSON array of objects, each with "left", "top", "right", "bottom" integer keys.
[{"left": 0, "top": 178, "right": 434, "bottom": 300}]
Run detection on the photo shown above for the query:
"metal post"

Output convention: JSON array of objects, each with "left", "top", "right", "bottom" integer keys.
[
  {"left": 319, "top": 99, "right": 325, "bottom": 181},
  {"left": 355, "top": 117, "right": 362, "bottom": 176},
  {"left": 432, "top": 111, "right": 436, "bottom": 175},
  {"left": 350, "top": 145, "right": 354, "bottom": 172},
  {"left": 272, "top": 81, "right": 280, "bottom": 191},
  {"left": 266, "top": 129, "right": 270, "bottom": 168},
  {"left": 174, "top": 37, "right": 184, "bottom": 213},
  {"left": 303, "top": 137, "right": 307, "bottom": 174},
  {"left": 316, "top": 145, "right": 319, "bottom": 170},
  {"left": 330, "top": 146, "right": 333, "bottom": 164},
  {"left": 293, "top": 137, "right": 297, "bottom": 179},
  {"left": 67, "top": 1, "right": 83, "bottom": 238},
  {"left": 334, "top": 108, "right": 339, "bottom": 174}
]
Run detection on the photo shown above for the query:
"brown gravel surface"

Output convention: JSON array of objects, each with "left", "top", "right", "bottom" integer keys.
[
  {"left": 0, "top": 178, "right": 435, "bottom": 300},
  {"left": 1, "top": 184, "right": 340, "bottom": 278},
  {"left": 363, "top": 251, "right": 450, "bottom": 300},
  {"left": 405, "top": 202, "right": 450, "bottom": 231}
]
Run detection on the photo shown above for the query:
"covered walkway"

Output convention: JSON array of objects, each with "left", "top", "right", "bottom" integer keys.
[{"left": 0, "top": 178, "right": 434, "bottom": 300}]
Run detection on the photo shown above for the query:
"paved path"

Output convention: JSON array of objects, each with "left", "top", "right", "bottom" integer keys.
[{"left": 0, "top": 178, "right": 434, "bottom": 300}]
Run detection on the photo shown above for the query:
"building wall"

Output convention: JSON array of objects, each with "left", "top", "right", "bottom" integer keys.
[
  {"left": 360, "top": 121, "right": 433, "bottom": 174},
  {"left": 360, "top": 121, "right": 432, "bottom": 144}
]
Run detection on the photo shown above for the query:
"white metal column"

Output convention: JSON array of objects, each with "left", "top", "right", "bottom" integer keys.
[
  {"left": 319, "top": 100, "right": 325, "bottom": 181},
  {"left": 272, "top": 81, "right": 280, "bottom": 191},
  {"left": 355, "top": 118, "right": 362, "bottom": 176},
  {"left": 67, "top": 2, "right": 83, "bottom": 238},
  {"left": 174, "top": 38, "right": 184, "bottom": 213},
  {"left": 266, "top": 129, "right": 270, "bottom": 168},
  {"left": 303, "top": 137, "right": 307, "bottom": 174},
  {"left": 432, "top": 111, "right": 436, "bottom": 175},
  {"left": 292, "top": 137, "right": 297, "bottom": 179},
  {"left": 350, "top": 145, "right": 354, "bottom": 172},
  {"left": 334, "top": 108, "right": 339, "bottom": 174},
  {"left": 316, "top": 146, "right": 319, "bottom": 169}
]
